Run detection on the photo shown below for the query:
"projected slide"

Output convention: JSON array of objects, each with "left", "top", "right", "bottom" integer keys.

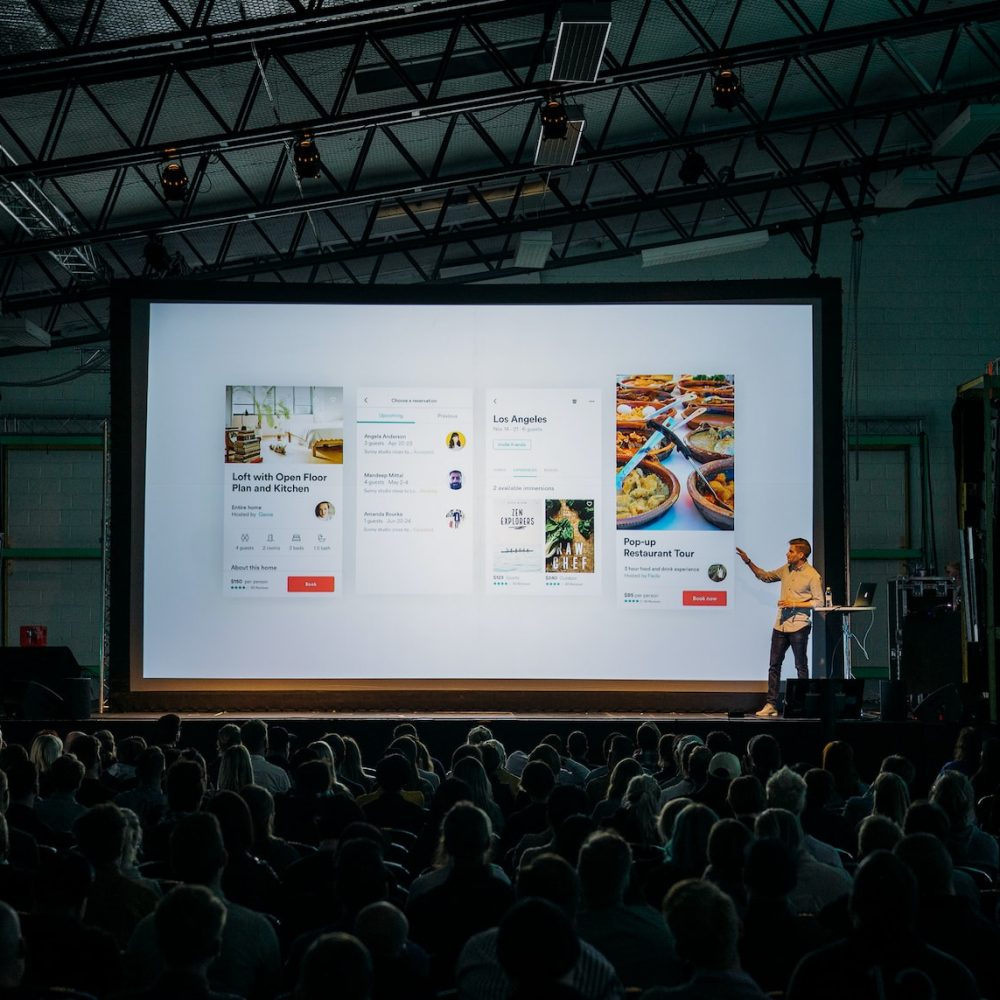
[
  {"left": 486, "top": 389, "right": 601, "bottom": 595},
  {"left": 223, "top": 385, "right": 343, "bottom": 596},
  {"left": 615, "top": 373, "right": 735, "bottom": 610},
  {"left": 138, "top": 297, "right": 819, "bottom": 684},
  {"left": 355, "top": 388, "right": 474, "bottom": 595}
]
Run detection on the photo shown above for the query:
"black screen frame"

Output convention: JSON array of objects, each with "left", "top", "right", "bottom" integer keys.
[{"left": 109, "top": 278, "right": 843, "bottom": 710}]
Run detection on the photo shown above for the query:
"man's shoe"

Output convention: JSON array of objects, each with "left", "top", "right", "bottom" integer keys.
[{"left": 754, "top": 704, "right": 779, "bottom": 718}]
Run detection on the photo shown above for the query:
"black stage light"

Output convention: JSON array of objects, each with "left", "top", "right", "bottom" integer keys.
[
  {"left": 540, "top": 99, "right": 569, "bottom": 140},
  {"left": 293, "top": 133, "right": 322, "bottom": 179},
  {"left": 160, "top": 152, "right": 189, "bottom": 201},
  {"left": 142, "top": 237, "right": 172, "bottom": 274},
  {"left": 712, "top": 68, "right": 743, "bottom": 111},
  {"left": 678, "top": 150, "right": 707, "bottom": 185}
]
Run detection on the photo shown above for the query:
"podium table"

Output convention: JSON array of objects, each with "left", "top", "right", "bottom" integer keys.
[{"left": 815, "top": 606, "right": 876, "bottom": 678}]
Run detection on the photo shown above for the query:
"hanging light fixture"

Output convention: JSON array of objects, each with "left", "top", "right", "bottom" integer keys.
[
  {"left": 712, "top": 68, "right": 743, "bottom": 111},
  {"left": 540, "top": 98, "right": 569, "bottom": 140},
  {"left": 159, "top": 150, "right": 189, "bottom": 201},
  {"left": 678, "top": 150, "right": 707, "bottom": 185},
  {"left": 293, "top": 133, "right": 322, "bottom": 179}
]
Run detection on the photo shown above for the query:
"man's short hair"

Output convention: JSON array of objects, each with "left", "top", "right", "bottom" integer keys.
[
  {"left": 76, "top": 803, "right": 127, "bottom": 867},
  {"left": 636, "top": 722, "right": 661, "bottom": 752},
  {"left": 466, "top": 725, "right": 493, "bottom": 745},
  {"left": 577, "top": 832, "right": 631, "bottom": 907},
  {"left": 5, "top": 761, "right": 37, "bottom": 801},
  {"left": 442, "top": 802, "right": 491, "bottom": 862},
  {"left": 850, "top": 850, "right": 917, "bottom": 932},
  {"left": 496, "top": 898, "right": 579, "bottom": 986},
  {"left": 240, "top": 719, "right": 268, "bottom": 755},
  {"left": 49, "top": 754, "right": 85, "bottom": 794},
  {"left": 766, "top": 766, "right": 807, "bottom": 815},
  {"left": 296, "top": 933, "right": 372, "bottom": 1000},
  {"left": 353, "top": 902, "right": 408, "bottom": 961},
  {"left": 858, "top": 815, "right": 902, "bottom": 859},
  {"left": 166, "top": 759, "right": 206, "bottom": 813},
  {"left": 216, "top": 723, "right": 242, "bottom": 751},
  {"left": 727, "top": 774, "right": 765, "bottom": 816},
  {"left": 155, "top": 884, "right": 227, "bottom": 967},
  {"left": 519, "top": 760, "right": 556, "bottom": 801},
  {"left": 528, "top": 744, "right": 561, "bottom": 777},
  {"left": 170, "top": 812, "right": 226, "bottom": 885},
  {"left": 662, "top": 879, "right": 739, "bottom": 970},
  {"left": 136, "top": 746, "right": 166, "bottom": 785},
  {"left": 893, "top": 833, "right": 954, "bottom": 898},
  {"left": 789, "top": 537, "right": 811, "bottom": 558},
  {"left": 154, "top": 713, "right": 182, "bottom": 745},
  {"left": 516, "top": 852, "right": 581, "bottom": 917}
]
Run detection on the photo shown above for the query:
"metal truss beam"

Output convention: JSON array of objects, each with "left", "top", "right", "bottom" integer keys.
[
  {"left": 0, "top": 1, "right": 553, "bottom": 95},
  {"left": 2, "top": 4, "right": 999, "bottom": 185},
  {"left": 0, "top": 75, "right": 996, "bottom": 264},
  {"left": 5, "top": 136, "right": 1000, "bottom": 313}
]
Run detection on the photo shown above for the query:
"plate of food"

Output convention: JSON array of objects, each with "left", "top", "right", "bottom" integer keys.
[
  {"left": 619, "top": 375, "right": 676, "bottom": 393},
  {"left": 615, "top": 401, "right": 680, "bottom": 426},
  {"left": 684, "top": 414, "right": 735, "bottom": 463},
  {"left": 616, "top": 423, "right": 675, "bottom": 464},
  {"left": 687, "top": 458, "right": 734, "bottom": 530},
  {"left": 678, "top": 374, "right": 734, "bottom": 395},
  {"left": 616, "top": 460, "right": 680, "bottom": 529}
]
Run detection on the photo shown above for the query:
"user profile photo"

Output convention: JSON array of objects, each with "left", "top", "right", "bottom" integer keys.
[
  {"left": 449, "top": 469, "right": 463, "bottom": 491},
  {"left": 446, "top": 430, "right": 466, "bottom": 450},
  {"left": 707, "top": 563, "right": 727, "bottom": 582},
  {"left": 315, "top": 500, "right": 335, "bottom": 520},
  {"left": 446, "top": 509, "right": 464, "bottom": 529}
]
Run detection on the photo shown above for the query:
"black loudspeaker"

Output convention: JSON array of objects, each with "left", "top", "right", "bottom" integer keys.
[
  {"left": 901, "top": 609, "right": 962, "bottom": 693},
  {"left": 18, "top": 681, "right": 64, "bottom": 719},
  {"left": 879, "top": 680, "right": 908, "bottom": 722},
  {"left": 0, "top": 646, "right": 84, "bottom": 719},
  {"left": 60, "top": 677, "right": 92, "bottom": 721},
  {"left": 784, "top": 678, "right": 865, "bottom": 720},
  {"left": 912, "top": 683, "right": 963, "bottom": 724}
]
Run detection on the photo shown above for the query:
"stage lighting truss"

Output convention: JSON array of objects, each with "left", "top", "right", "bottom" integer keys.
[
  {"left": 160, "top": 150, "right": 189, "bottom": 201},
  {"left": 293, "top": 133, "right": 322, "bottom": 179},
  {"left": 712, "top": 68, "right": 743, "bottom": 111}
]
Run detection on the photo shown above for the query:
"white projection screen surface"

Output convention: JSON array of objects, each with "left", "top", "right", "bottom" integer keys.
[{"left": 125, "top": 288, "right": 834, "bottom": 691}]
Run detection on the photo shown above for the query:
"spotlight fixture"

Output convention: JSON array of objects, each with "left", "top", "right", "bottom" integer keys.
[
  {"left": 293, "top": 133, "right": 322, "bottom": 179},
  {"left": 142, "top": 237, "right": 172, "bottom": 274},
  {"left": 678, "top": 151, "right": 707, "bottom": 185},
  {"left": 540, "top": 99, "right": 569, "bottom": 140},
  {"left": 159, "top": 151, "right": 189, "bottom": 201},
  {"left": 712, "top": 68, "right": 743, "bottom": 111}
]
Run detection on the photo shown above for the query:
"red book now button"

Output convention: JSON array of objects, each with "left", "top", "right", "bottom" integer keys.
[
  {"left": 683, "top": 590, "right": 727, "bottom": 606},
  {"left": 287, "top": 576, "right": 335, "bottom": 592}
]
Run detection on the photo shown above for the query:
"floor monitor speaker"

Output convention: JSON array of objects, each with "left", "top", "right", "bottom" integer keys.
[
  {"left": 912, "top": 683, "right": 962, "bottom": 724},
  {"left": 784, "top": 678, "right": 865, "bottom": 720}
]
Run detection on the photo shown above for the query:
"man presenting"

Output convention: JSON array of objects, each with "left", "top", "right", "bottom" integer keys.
[{"left": 736, "top": 538, "right": 823, "bottom": 718}]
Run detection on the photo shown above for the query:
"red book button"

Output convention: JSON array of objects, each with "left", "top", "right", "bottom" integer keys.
[
  {"left": 287, "top": 576, "right": 335, "bottom": 592},
  {"left": 683, "top": 590, "right": 727, "bottom": 606}
]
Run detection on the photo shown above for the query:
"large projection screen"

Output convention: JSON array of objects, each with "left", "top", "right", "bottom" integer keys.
[{"left": 114, "top": 282, "right": 841, "bottom": 694}]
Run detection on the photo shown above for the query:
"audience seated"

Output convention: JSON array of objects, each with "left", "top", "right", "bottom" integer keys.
[
  {"left": 124, "top": 812, "right": 281, "bottom": 1000},
  {"left": 575, "top": 832, "right": 681, "bottom": 990},
  {"left": 353, "top": 901, "right": 432, "bottom": 1000},
  {"left": 406, "top": 802, "right": 514, "bottom": 988},
  {"left": 0, "top": 714, "right": 997, "bottom": 1000},
  {"left": 645, "top": 879, "right": 768, "bottom": 999},
  {"left": 787, "top": 851, "right": 979, "bottom": 1000},
  {"left": 457, "top": 853, "right": 621, "bottom": 1000},
  {"left": 117, "top": 884, "right": 241, "bottom": 1000}
]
